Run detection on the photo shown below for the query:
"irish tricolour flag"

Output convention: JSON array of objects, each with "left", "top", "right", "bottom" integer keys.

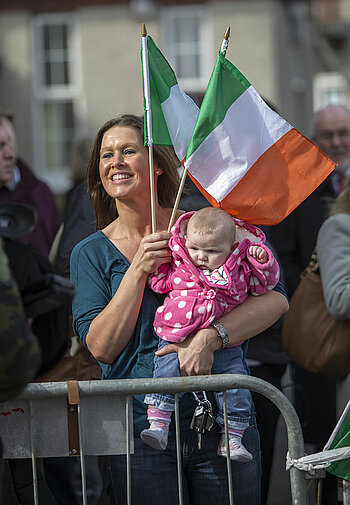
[
  {"left": 141, "top": 35, "right": 199, "bottom": 162},
  {"left": 326, "top": 401, "right": 350, "bottom": 482},
  {"left": 184, "top": 51, "right": 335, "bottom": 225}
]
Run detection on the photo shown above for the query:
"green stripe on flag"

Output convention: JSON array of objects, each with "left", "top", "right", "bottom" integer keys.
[
  {"left": 142, "top": 36, "right": 176, "bottom": 146},
  {"left": 147, "top": 37, "right": 177, "bottom": 101},
  {"left": 186, "top": 50, "right": 251, "bottom": 159},
  {"left": 327, "top": 408, "right": 350, "bottom": 481}
]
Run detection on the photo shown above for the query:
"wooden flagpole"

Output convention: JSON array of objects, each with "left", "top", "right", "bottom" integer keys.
[
  {"left": 167, "top": 166, "right": 188, "bottom": 231},
  {"left": 166, "top": 26, "right": 231, "bottom": 232},
  {"left": 141, "top": 23, "right": 157, "bottom": 233}
]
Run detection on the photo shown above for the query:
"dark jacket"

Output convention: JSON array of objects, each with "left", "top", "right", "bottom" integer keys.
[
  {"left": 263, "top": 176, "right": 335, "bottom": 299},
  {"left": 55, "top": 182, "right": 95, "bottom": 278},
  {"left": 0, "top": 159, "right": 61, "bottom": 256}
]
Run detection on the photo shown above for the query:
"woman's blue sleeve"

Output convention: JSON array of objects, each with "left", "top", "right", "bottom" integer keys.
[
  {"left": 272, "top": 279, "right": 287, "bottom": 300},
  {"left": 70, "top": 241, "right": 111, "bottom": 347}
]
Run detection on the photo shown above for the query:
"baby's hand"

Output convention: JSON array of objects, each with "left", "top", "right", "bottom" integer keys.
[{"left": 249, "top": 245, "right": 268, "bottom": 264}]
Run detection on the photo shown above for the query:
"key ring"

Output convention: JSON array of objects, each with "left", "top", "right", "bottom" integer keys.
[
  {"left": 192, "top": 391, "right": 209, "bottom": 405},
  {"left": 192, "top": 391, "right": 212, "bottom": 412}
]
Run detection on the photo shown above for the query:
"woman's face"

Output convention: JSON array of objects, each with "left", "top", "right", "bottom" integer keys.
[{"left": 99, "top": 126, "right": 160, "bottom": 200}]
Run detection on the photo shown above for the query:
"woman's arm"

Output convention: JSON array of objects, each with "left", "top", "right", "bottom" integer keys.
[
  {"left": 317, "top": 214, "right": 350, "bottom": 320},
  {"left": 156, "top": 289, "right": 289, "bottom": 375},
  {"left": 85, "top": 231, "right": 172, "bottom": 363}
]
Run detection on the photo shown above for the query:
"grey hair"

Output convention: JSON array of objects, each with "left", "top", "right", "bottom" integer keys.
[
  {"left": 310, "top": 104, "right": 350, "bottom": 138},
  {"left": 0, "top": 112, "right": 14, "bottom": 128}
]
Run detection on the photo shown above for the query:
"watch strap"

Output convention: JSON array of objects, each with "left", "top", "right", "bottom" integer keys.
[{"left": 211, "top": 321, "right": 229, "bottom": 348}]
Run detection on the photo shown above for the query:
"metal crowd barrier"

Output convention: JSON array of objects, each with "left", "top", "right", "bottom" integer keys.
[{"left": 0, "top": 375, "right": 345, "bottom": 505}]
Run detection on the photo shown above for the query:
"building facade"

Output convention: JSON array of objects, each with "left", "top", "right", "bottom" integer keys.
[{"left": 0, "top": 0, "right": 348, "bottom": 192}]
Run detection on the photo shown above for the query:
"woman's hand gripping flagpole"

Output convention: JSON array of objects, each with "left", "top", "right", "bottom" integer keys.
[{"left": 166, "top": 27, "right": 231, "bottom": 232}]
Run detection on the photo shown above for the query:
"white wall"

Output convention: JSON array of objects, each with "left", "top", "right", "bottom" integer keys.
[
  {"left": 0, "top": 11, "right": 34, "bottom": 166},
  {"left": 0, "top": 1, "right": 310, "bottom": 190},
  {"left": 80, "top": 5, "right": 161, "bottom": 134},
  {"left": 211, "top": 1, "right": 278, "bottom": 104}
]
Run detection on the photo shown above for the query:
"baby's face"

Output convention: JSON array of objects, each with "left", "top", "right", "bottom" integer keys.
[{"left": 185, "top": 229, "right": 233, "bottom": 271}]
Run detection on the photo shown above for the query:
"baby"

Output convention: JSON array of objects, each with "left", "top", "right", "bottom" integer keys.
[{"left": 141, "top": 208, "right": 280, "bottom": 461}]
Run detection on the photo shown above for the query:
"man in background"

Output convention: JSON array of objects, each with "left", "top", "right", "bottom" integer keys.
[
  {"left": 312, "top": 104, "right": 350, "bottom": 195},
  {"left": 0, "top": 112, "right": 61, "bottom": 257}
]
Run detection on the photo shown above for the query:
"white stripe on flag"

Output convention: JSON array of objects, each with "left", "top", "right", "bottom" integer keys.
[
  {"left": 161, "top": 84, "right": 199, "bottom": 161},
  {"left": 185, "top": 87, "right": 292, "bottom": 201}
]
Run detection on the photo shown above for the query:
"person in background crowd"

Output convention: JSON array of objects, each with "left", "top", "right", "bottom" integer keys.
[
  {"left": 0, "top": 235, "right": 41, "bottom": 431},
  {"left": 55, "top": 137, "right": 95, "bottom": 278},
  {"left": 317, "top": 181, "right": 350, "bottom": 427},
  {"left": 0, "top": 112, "right": 61, "bottom": 257},
  {"left": 311, "top": 104, "right": 350, "bottom": 195},
  {"left": 0, "top": 237, "right": 43, "bottom": 496},
  {"left": 265, "top": 104, "right": 350, "bottom": 505},
  {"left": 71, "top": 113, "right": 288, "bottom": 505},
  {"left": 0, "top": 205, "right": 71, "bottom": 505}
]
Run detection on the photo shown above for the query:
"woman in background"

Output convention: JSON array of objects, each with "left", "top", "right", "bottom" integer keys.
[{"left": 317, "top": 183, "right": 350, "bottom": 417}]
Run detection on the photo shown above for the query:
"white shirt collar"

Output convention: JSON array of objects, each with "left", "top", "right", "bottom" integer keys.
[{"left": 7, "top": 165, "right": 21, "bottom": 191}]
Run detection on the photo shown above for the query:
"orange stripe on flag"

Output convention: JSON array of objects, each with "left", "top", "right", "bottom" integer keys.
[{"left": 188, "top": 128, "right": 335, "bottom": 225}]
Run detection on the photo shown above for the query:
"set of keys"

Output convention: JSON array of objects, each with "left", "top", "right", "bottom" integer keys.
[{"left": 190, "top": 391, "right": 214, "bottom": 449}]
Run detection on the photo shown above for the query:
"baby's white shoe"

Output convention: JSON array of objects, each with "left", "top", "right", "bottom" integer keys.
[
  {"left": 217, "top": 434, "right": 253, "bottom": 462},
  {"left": 141, "top": 421, "right": 169, "bottom": 450}
]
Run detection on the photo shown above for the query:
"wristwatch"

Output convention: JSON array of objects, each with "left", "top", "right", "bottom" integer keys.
[{"left": 211, "top": 321, "right": 230, "bottom": 348}]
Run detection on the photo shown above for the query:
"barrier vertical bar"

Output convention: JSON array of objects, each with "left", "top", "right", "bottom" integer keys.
[
  {"left": 29, "top": 399, "right": 39, "bottom": 505},
  {"left": 174, "top": 393, "right": 184, "bottom": 505},
  {"left": 344, "top": 480, "right": 350, "bottom": 505},
  {"left": 126, "top": 395, "right": 132, "bottom": 505},
  {"left": 223, "top": 391, "right": 234, "bottom": 505},
  {"left": 77, "top": 402, "right": 87, "bottom": 505}
]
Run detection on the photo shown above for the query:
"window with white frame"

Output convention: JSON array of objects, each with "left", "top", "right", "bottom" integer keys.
[
  {"left": 32, "top": 13, "right": 84, "bottom": 193},
  {"left": 313, "top": 72, "right": 348, "bottom": 111},
  {"left": 161, "top": 6, "right": 213, "bottom": 102}
]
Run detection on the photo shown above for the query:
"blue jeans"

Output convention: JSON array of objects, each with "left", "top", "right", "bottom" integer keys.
[
  {"left": 107, "top": 426, "right": 261, "bottom": 505},
  {"left": 44, "top": 456, "right": 104, "bottom": 505},
  {"left": 144, "top": 341, "right": 252, "bottom": 431}
]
